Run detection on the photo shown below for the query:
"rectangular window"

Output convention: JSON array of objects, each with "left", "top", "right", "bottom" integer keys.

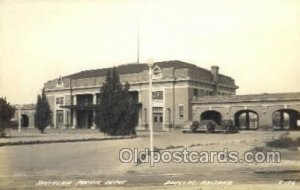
[
  {"left": 193, "top": 89, "right": 198, "bottom": 97},
  {"left": 96, "top": 94, "right": 101, "bottom": 104},
  {"left": 66, "top": 111, "right": 69, "bottom": 124},
  {"left": 144, "top": 108, "right": 147, "bottom": 123},
  {"left": 200, "top": 89, "right": 204, "bottom": 97},
  {"left": 56, "top": 97, "right": 64, "bottom": 105},
  {"left": 153, "top": 107, "right": 163, "bottom": 113},
  {"left": 60, "top": 97, "right": 64, "bottom": 105},
  {"left": 77, "top": 95, "right": 92, "bottom": 105},
  {"left": 152, "top": 91, "right": 163, "bottom": 100},
  {"left": 179, "top": 105, "right": 184, "bottom": 118}
]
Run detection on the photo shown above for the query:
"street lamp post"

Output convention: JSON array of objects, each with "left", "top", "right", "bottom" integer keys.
[{"left": 148, "top": 59, "right": 154, "bottom": 157}]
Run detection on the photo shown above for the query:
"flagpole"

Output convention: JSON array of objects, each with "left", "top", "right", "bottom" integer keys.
[{"left": 137, "top": 19, "right": 140, "bottom": 64}]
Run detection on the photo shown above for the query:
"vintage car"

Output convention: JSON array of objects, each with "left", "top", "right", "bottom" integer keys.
[{"left": 182, "top": 119, "right": 238, "bottom": 133}]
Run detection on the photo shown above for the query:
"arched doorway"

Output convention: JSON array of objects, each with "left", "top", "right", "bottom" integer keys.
[
  {"left": 272, "top": 109, "right": 300, "bottom": 130},
  {"left": 21, "top": 114, "right": 29, "bottom": 128},
  {"left": 200, "top": 111, "right": 222, "bottom": 125},
  {"left": 234, "top": 110, "right": 259, "bottom": 130}
]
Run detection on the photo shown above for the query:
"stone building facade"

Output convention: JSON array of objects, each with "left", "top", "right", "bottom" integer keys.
[{"left": 43, "top": 60, "right": 238, "bottom": 130}]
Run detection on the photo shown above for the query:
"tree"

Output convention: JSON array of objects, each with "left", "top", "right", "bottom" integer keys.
[
  {"left": 34, "top": 88, "right": 52, "bottom": 133},
  {"left": 0, "top": 97, "right": 15, "bottom": 137},
  {"left": 95, "top": 68, "right": 138, "bottom": 136}
]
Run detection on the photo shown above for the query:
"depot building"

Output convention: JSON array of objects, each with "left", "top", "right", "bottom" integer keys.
[{"left": 43, "top": 60, "right": 238, "bottom": 131}]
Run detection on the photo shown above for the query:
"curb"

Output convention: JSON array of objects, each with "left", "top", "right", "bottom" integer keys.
[{"left": 0, "top": 136, "right": 136, "bottom": 147}]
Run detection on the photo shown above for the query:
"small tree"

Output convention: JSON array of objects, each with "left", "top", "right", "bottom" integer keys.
[
  {"left": 0, "top": 97, "right": 15, "bottom": 137},
  {"left": 95, "top": 68, "right": 138, "bottom": 136},
  {"left": 34, "top": 88, "right": 52, "bottom": 133}
]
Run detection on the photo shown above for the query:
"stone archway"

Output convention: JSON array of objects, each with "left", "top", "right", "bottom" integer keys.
[
  {"left": 200, "top": 110, "right": 222, "bottom": 125},
  {"left": 272, "top": 109, "right": 300, "bottom": 130},
  {"left": 234, "top": 110, "right": 259, "bottom": 130},
  {"left": 21, "top": 114, "right": 29, "bottom": 128}
]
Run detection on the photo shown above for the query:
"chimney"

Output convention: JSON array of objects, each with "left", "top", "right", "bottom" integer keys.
[
  {"left": 211, "top": 66, "right": 219, "bottom": 95},
  {"left": 211, "top": 66, "right": 219, "bottom": 82}
]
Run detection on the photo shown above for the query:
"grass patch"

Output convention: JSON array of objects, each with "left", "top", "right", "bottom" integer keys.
[
  {"left": 265, "top": 133, "right": 300, "bottom": 149},
  {"left": 250, "top": 133, "right": 300, "bottom": 152},
  {"left": 249, "top": 146, "right": 273, "bottom": 152}
]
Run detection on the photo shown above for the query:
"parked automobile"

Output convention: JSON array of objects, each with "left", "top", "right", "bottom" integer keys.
[
  {"left": 182, "top": 119, "right": 238, "bottom": 133},
  {"left": 221, "top": 119, "right": 238, "bottom": 133}
]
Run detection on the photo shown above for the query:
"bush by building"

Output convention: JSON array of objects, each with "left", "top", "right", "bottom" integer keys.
[{"left": 0, "top": 97, "right": 15, "bottom": 137}]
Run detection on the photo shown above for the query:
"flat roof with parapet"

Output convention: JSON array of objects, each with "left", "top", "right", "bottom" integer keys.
[
  {"left": 14, "top": 104, "right": 36, "bottom": 110},
  {"left": 192, "top": 92, "right": 300, "bottom": 104}
]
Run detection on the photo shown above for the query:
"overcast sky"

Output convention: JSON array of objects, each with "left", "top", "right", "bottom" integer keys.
[{"left": 0, "top": 0, "right": 299, "bottom": 104}]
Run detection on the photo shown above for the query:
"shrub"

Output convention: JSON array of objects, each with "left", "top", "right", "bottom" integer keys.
[
  {"left": 266, "top": 134, "right": 300, "bottom": 149},
  {"left": 0, "top": 98, "right": 15, "bottom": 137},
  {"left": 34, "top": 89, "right": 52, "bottom": 133},
  {"left": 95, "top": 68, "right": 138, "bottom": 136}
]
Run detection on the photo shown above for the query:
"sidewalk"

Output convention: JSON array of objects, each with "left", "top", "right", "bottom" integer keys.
[{"left": 0, "top": 128, "right": 135, "bottom": 146}]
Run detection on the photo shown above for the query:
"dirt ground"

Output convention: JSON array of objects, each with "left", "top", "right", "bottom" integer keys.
[{"left": 0, "top": 130, "right": 299, "bottom": 189}]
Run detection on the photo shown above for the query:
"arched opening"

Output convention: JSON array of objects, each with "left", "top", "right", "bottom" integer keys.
[
  {"left": 21, "top": 114, "right": 29, "bottom": 128},
  {"left": 200, "top": 111, "right": 222, "bottom": 125},
  {"left": 272, "top": 109, "right": 300, "bottom": 130},
  {"left": 234, "top": 110, "right": 259, "bottom": 130}
]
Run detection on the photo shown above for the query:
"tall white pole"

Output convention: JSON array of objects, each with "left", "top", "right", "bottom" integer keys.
[
  {"left": 136, "top": 1, "right": 140, "bottom": 64},
  {"left": 137, "top": 22, "right": 140, "bottom": 64},
  {"left": 148, "top": 61, "right": 153, "bottom": 156},
  {"left": 18, "top": 106, "right": 22, "bottom": 132}
]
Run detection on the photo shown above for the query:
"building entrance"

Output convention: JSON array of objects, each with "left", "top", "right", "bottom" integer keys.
[
  {"left": 77, "top": 110, "right": 93, "bottom": 128},
  {"left": 153, "top": 113, "right": 163, "bottom": 131},
  {"left": 152, "top": 106, "right": 163, "bottom": 131},
  {"left": 56, "top": 110, "right": 64, "bottom": 128}
]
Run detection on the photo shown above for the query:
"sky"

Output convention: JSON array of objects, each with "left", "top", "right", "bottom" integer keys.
[{"left": 0, "top": 0, "right": 299, "bottom": 104}]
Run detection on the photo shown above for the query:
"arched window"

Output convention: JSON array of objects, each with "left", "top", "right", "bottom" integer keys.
[
  {"left": 21, "top": 114, "right": 29, "bottom": 128},
  {"left": 152, "top": 66, "right": 162, "bottom": 79}
]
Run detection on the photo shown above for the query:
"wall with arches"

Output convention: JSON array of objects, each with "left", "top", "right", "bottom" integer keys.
[
  {"left": 13, "top": 104, "right": 36, "bottom": 128},
  {"left": 192, "top": 99, "right": 300, "bottom": 130}
]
